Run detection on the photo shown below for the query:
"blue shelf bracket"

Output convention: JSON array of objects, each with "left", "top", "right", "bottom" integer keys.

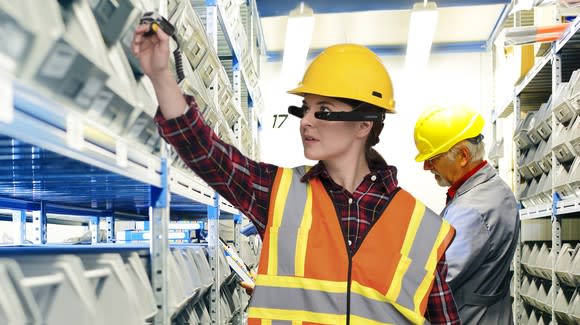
[
  {"left": 207, "top": 192, "right": 221, "bottom": 324},
  {"left": 11, "top": 209, "right": 26, "bottom": 245},
  {"left": 233, "top": 54, "right": 242, "bottom": 147},
  {"left": 150, "top": 156, "right": 170, "bottom": 325},
  {"left": 31, "top": 201, "right": 47, "bottom": 244},
  {"left": 105, "top": 213, "right": 115, "bottom": 244},
  {"left": 90, "top": 216, "right": 99, "bottom": 244}
]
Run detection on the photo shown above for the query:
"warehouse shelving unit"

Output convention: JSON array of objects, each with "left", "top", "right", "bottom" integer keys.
[
  {"left": 493, "top": 9, "right": 580, "bottom": 324},
  {"left": 0, "top": 0, "right": 264, "bottom": 324}
]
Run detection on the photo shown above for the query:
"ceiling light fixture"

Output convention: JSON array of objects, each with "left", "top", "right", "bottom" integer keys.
[
  {"left": 405, "top": 1, "right": 438, "bottom": 70},
  {"left": 281, "top": 2, "right": 315, "bottom": 87}
]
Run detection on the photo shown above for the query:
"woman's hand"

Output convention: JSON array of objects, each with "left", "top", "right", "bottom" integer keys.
[
  {"left": 130, "top": 22, "right": 187, "bottom": 119},
  {"left": 239, "top": 280, "right": 255, "bottom": 295},
  {"left": 131, "top": 24, "right": 172, "bottom": 82}
]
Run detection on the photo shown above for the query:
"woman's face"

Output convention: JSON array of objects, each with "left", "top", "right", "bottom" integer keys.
[{"left": 299, "top": 94, "right": 367, "bottom": 161}]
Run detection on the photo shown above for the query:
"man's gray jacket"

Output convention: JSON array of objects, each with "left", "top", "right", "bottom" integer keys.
[{"left": 442, "top": 163, "right": 519, "bottom": 324}]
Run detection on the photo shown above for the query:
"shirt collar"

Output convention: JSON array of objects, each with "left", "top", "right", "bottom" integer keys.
[
  {"left": 300, "top": 159, "right": 399, "bottom": 194},
  {"left": 446, "top": 160, "right": 488, "bottom": 203}
]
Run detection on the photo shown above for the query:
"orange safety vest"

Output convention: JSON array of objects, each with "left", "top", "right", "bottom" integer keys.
[{"left": 248, "top": 167, "right": 455, "bottom": 325}]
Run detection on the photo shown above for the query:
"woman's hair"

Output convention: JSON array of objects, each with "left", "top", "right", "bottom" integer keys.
[{"left": 333, "top": 97, "right": 386, "bottom": 165}]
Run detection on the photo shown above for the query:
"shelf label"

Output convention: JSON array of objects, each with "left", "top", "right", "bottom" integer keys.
[
  {"left": 66, "top": 115, "right": 85, "bottom": 150},
  {"left": 116, "top": 141, "right": 128, "bottom": 168},
  {"left": 0, "top": 74, "right": 14, "bottom": 123}
]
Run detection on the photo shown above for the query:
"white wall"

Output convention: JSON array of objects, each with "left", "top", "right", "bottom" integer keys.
[{"left": 258, "top": 51, "right": 493, "bottom": 213}]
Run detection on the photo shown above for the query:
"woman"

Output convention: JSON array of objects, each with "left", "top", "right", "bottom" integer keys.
[{"left": 132, "top": 23, "right": 459, "bottom": 324}]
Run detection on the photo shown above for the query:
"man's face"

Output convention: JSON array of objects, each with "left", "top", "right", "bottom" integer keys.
[{"left": 423, "top": 151, "right": 458, "bottom": 187}]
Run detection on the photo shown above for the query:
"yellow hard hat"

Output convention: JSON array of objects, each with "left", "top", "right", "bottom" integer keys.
[
  {"left": 414, "top": 105, "right": 485, "bottom": 162},
  {"left": 288, "top": 44, "right": 395, "bottom": 112}
]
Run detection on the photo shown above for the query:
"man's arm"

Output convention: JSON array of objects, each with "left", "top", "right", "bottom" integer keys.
[{"left": 443, "top": 207, "right": 490, "bottom": 291}]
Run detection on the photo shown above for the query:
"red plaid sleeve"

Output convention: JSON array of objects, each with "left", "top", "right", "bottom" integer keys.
[
  {"left": 154, "top": 95, "right": 276, "bottom": 236},
  {"left": 426, "top": 255, "right": 461, "bottom": 324}
]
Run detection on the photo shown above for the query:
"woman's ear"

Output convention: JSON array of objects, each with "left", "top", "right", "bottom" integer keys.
[{"left": 356, "top": 121, "right": 373, "bottom": 139}]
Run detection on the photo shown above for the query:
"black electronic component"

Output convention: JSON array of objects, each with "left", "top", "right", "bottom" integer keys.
[{"left": 288, "top": 105, "right": 385, "bottom": 122}]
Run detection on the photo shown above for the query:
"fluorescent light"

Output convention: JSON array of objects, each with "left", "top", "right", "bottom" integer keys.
[
  {"left": 405, "top": 2, "right": 438, "bottom": 70},
  {"left": 281, "top": 2, "right": 315, "bottom": 87}
]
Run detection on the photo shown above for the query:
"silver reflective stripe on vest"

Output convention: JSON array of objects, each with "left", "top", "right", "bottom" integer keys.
[
  {"left": 271, "top": 321, "right": 292, "bottom": 325},
  {"left": 276, "top": 167, "right": 308, "bottom": 276},
  {"left": 396, "top": 207, "right": 442, "bottom": 311},
  {"left": 350, "top": 291, "right": 412, "bottom": 324},
  {"left": 252, "top": 286, "right": 347, "bottom": 315}
]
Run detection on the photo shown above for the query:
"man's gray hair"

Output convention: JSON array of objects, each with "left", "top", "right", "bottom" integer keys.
[{"left": 446, "top": 139, "right": 485, "bottom": 162}]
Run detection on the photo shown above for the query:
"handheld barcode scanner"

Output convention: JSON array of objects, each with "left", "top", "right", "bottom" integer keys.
[
  {"left": 139, "top": 12, "right": 184, "bottom": 83},
  {"left": 288, "top": 105, "right": 385, "bottom": 122},
  {"left": 140, "top": 12, "right": 175, "bottom": 37}
]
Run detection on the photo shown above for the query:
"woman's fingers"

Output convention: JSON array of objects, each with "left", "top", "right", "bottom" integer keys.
[
  {"left": 132, "top": 23, "right": 166, "bottom": 56},
  {"left": 239, "top": 281, "right": 255, "bottom": 295}
]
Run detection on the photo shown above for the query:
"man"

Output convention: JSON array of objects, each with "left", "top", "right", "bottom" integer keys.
[{"left": 414, "top": 105, "right": 519, "bottom": 324}]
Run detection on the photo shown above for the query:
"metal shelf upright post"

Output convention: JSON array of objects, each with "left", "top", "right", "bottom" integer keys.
[
  {"left": 151, "top": 148, "right": 170, "bottom": 325},
  {"left": 205, "top": 1, "right": 222, "bottom": 323},
  {"left": 105, "top": 214, "right": 114, "bottom": 243},
  {"left": 550, "top": 47, "right": 562, "bottom": 322},
  {"left": 512, "top": 94, "right": 523, "bottom": 324}
]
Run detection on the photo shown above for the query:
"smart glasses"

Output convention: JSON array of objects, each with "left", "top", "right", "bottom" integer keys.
[{"left": 288, "top": 103, "right": 385, "bottom": 122}]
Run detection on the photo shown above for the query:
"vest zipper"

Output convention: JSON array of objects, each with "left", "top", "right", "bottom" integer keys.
[{"left": 346, "top": 252, "right": 352, "bottom": 325}]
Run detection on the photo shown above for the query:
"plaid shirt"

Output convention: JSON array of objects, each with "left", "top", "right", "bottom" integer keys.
[{"left": 155, "top": 95, "right": 460, "bottom": 324}]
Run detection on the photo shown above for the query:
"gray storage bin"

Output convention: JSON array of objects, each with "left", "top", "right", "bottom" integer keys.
[
  {"left": 554, "top": 162, "right": 573, "bottom": 200},
  {"left": 0, "top": 258, "right": 41, "bottom": 324},
  {"left": 519, "top": 153, "right": 535, "bottom": 180},
  {"left": 536, "top": 101, "right": 553, "bottom": 140},
  {"left": 189, "top": 246, "right": 213, "bottom": 297},
  {"left": 567, "top": 69, "right": 580, "bottom": 117},
  {"left": 89, "top": 0, "right": 135, "bottom": 46},
  {"left": 572, "top": 243, "right": 580, "bottom": 286},
  {"left": 171, "top": 0, "right": 209, "bottom": 71},
  {"left": 554, "top": 287, "right": 573, "bottom": 323},
  {"left": 488, "top": 138, "right": 504, "bottom": 162},
  {"left": 79, "top": 253, "right": 148, "bottom": 325},
  {"left": 555, "top": 243, "right": 580, "bottom": 287},
  {"left": 529, "top": 102, "right": 552, "bottom": 144},
  {"left": 35, "top": 0, "right": 112, "bottom": 110},
  {"left": 536, "top": 136, "right": 552, "bottom": 174},
  {"left": 0, "top": 1, "right": 63, "bottom": 78},
  {"left": 88, "top": 43, "right": 138, "bottom": 134},
  {"left": 523, "top": 145, "right": 542, "bottom": 179},
  {"left": 514, "top": 112, "right": 537, "bottom": 150},
  {"left": 522, "top": 178, "right": 540, "bottom": 207},
  {"left": 126, "top": 252, "right": 156, "bottom": 320},
  {"left": 571, "top": 289, "right": 580, "bottom": 324},
  {"left": 12, "top": 254, "right": 99, "bottom": 325},
  {"left": 568, "top": 115, "right": 580, "bottom": 155},
  {"left": 555, "top": 157, "right": 580, "bottom": 200},
  {"left": 536, "top": 170, "right": 553, "bottom": 205},
  {"left": 553, "top": 81, "right": 577, "bottom": 124},
  {"left": 553, "top": 117, "right": 577, "bottom": 163}
]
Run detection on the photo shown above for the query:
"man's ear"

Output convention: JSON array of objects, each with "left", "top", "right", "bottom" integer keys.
[{"left": 458, "top": 146, "right": 471, "bottom": 167}]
